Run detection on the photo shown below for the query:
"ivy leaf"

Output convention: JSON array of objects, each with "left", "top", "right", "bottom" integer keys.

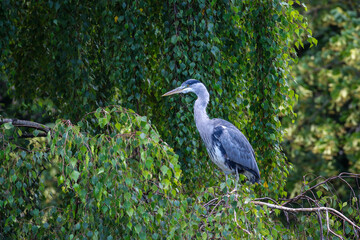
[
  {"left": 139, "top": 132, "right": 146, "bottom": 139},
  {"left": 99, "top": 118, "right": 109, "bottom": 128},
  {"left": 70, "top": 171, "right": 80, "bottom": 182},
  {"left": 3, "top": 122, "right": 14, "bottom": 129},
  {"left": 316, "top": 191, "right": 322, "bottom": 198},
  {"left": 171, "top": 35, "right": 177, "bottom": 44},
  {"left": 210, "top": 46, "right": 220, "bottom": 58},
  {"left": 115, "top": 122, "right": 121, "bottom": 131},
  {"left": 70, "top": 158, "right": 77, "bottom": 168},
  {"left": 33, "top": 130, "right": 40, "bottom": 137},
  {"left": 160, "top": 165, "right": 169, "bottom": 176},
  {"left": 127, "top": 208, "right": 134, "bottom": 217}
]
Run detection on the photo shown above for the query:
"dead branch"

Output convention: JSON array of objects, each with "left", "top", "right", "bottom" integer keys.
[
  {"left": 251, "top": 201, "right": 360, "bottom": 231},
  {"left": 282, "top": 172, "right": 360, "bottom": 205},
  {"left": 202, "top": 173, "right": 359, "bottom": 238},
  {"left": 326, "top": 209, "right": 344, "bottom": 239},
  {"left": 234, "top": 209, "right": 251, "bottom": 235}
]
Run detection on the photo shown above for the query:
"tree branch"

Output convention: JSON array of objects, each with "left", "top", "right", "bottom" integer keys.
[
  {"left": 326, "top": 209, "right": 344, "bottom": 239},
  {"left": 234, "top": 209, "right": 251, "bottom": 235},
  {"left": 251, "top": 201, "right": 360, "bottom": 231},
  {"left": 0, "top": 118, "right": 50, "bottom": 133},
  {"left": 281, "top": 172, "right": 360, "bottom": 205},
  {"left": 0, "top": 118, "right": 50, "bottom": 139}
]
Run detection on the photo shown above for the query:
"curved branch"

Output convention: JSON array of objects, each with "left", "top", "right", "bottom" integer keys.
[
  {"left": 234, "top": 209, "right": 251, "bottom": 235},
  {"left": 251, "top": 201, "right": 360, "bottom": 231},
  {"left": 326, "top": 210, "right": 344, "bottom": 239},
  {"left": 281, "top": 172, "right": 360, "bottom": 205}
]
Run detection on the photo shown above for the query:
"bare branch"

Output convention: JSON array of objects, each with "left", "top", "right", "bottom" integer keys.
[
  {"left": 316, "top": 211, "right": 324, "bottom": 240},
  {"left": 234, "top": 209, "right": 251, "bottom": 235},
  {"left": 326, "top": 210, "right": 344, "bottom": 239},
  {"left": 282, "top": 172, "right": 360, "bottom": 205},
  {"left": 251, "top": 201, "right": 360, "bottom": 231}
]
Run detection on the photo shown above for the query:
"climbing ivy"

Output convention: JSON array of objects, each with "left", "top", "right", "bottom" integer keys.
[{"left": 1, "top": 0, "right": 314, "bottom": 196}]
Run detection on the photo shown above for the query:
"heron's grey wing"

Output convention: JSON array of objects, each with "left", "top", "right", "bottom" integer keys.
[{"left": 212, "top": 125, "right": 260, "bottom": 181}]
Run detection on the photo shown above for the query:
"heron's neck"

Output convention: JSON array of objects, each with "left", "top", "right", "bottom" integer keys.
[{"left": 194, "top": 90, "right": 210, "bottom": 130}]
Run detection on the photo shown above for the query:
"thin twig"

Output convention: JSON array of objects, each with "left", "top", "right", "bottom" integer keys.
[
  {"left": 234, "top": 209, "right": 251, "bottom": 235},
  {"left": 316, "top": 211, "right": 324, "bottom": 240},
  {"left": 326, "top": 210, "right": 344, "bottom": 240},
  {"left": 282, "top": 173, "right": 360, "bottom": 205}
]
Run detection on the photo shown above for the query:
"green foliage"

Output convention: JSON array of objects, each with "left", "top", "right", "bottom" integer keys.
[
  {"left": 0, "top": 107, "right": 293, "bottom": 239},
  {"left": 1, "top": 109, "right": 358, "bottom": 238},
  {"left": 1, "top": 107, "right": 181, "bottom": 238},
  {"left": 3, "top": 0, "right": 357, "bottom": 239},
  {"left": 1, "top": 0, "right": 312, "bottom": 199},
  {"left": 284, "top": 1, "right": 360, "bottom": 196}
]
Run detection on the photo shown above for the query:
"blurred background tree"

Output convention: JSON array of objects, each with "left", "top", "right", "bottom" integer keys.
[{"left": 283, "top": 0, "right": 360, "bottom": 198}]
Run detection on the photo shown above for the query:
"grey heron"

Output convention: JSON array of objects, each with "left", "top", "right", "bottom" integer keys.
[{"left": 163, "top": 79, "right": 260, "bottom": 185}]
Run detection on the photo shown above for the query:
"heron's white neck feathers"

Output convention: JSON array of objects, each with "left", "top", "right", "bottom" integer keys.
[{"left": 193, "top": 84, "right": 211, "bottom": 138}]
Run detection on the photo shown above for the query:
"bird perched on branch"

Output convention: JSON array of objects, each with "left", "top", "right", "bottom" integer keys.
[{"left": 163, "top": 79, "right": 260, "bottom": 186}]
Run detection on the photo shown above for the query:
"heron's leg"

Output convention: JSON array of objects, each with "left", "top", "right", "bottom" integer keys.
[
  {"left": 224, "top": 174, "right": 230, "bottom": 207},
  {"left": 235, "top": 172, "right": 239, "bottom": 191},
  {"left": 225, "top": 174, "right": 230, "bottom": 194}
]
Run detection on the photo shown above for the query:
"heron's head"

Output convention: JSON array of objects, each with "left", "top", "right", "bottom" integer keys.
[{"left": 162, "top": 79, "right": 204, "bottom": 97}]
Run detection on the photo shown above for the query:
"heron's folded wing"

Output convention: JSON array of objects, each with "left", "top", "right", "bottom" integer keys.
[{"left": 213, "top": 125, "right": 260, "bottom": 180}]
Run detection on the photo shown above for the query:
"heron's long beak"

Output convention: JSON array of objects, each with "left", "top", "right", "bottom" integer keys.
[{"left": 162, "top": 86, "right": 185, "bottom": 97}]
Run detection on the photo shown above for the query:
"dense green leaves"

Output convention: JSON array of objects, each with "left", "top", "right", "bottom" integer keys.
[
  {"left": 1, "top": 107, "right": 184, "bottom": 238},
  {"left": 2, "top": 0, "right": 358, "bottom": 239},
  {"left": 0, "top": 0, "right": 313, "bottom": 194},
  {"left": 0, "top": 107, "right": 296, "bottom": 239},
  {"left": 1, "top": 111, "right": 359, "bottom": 238}
]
